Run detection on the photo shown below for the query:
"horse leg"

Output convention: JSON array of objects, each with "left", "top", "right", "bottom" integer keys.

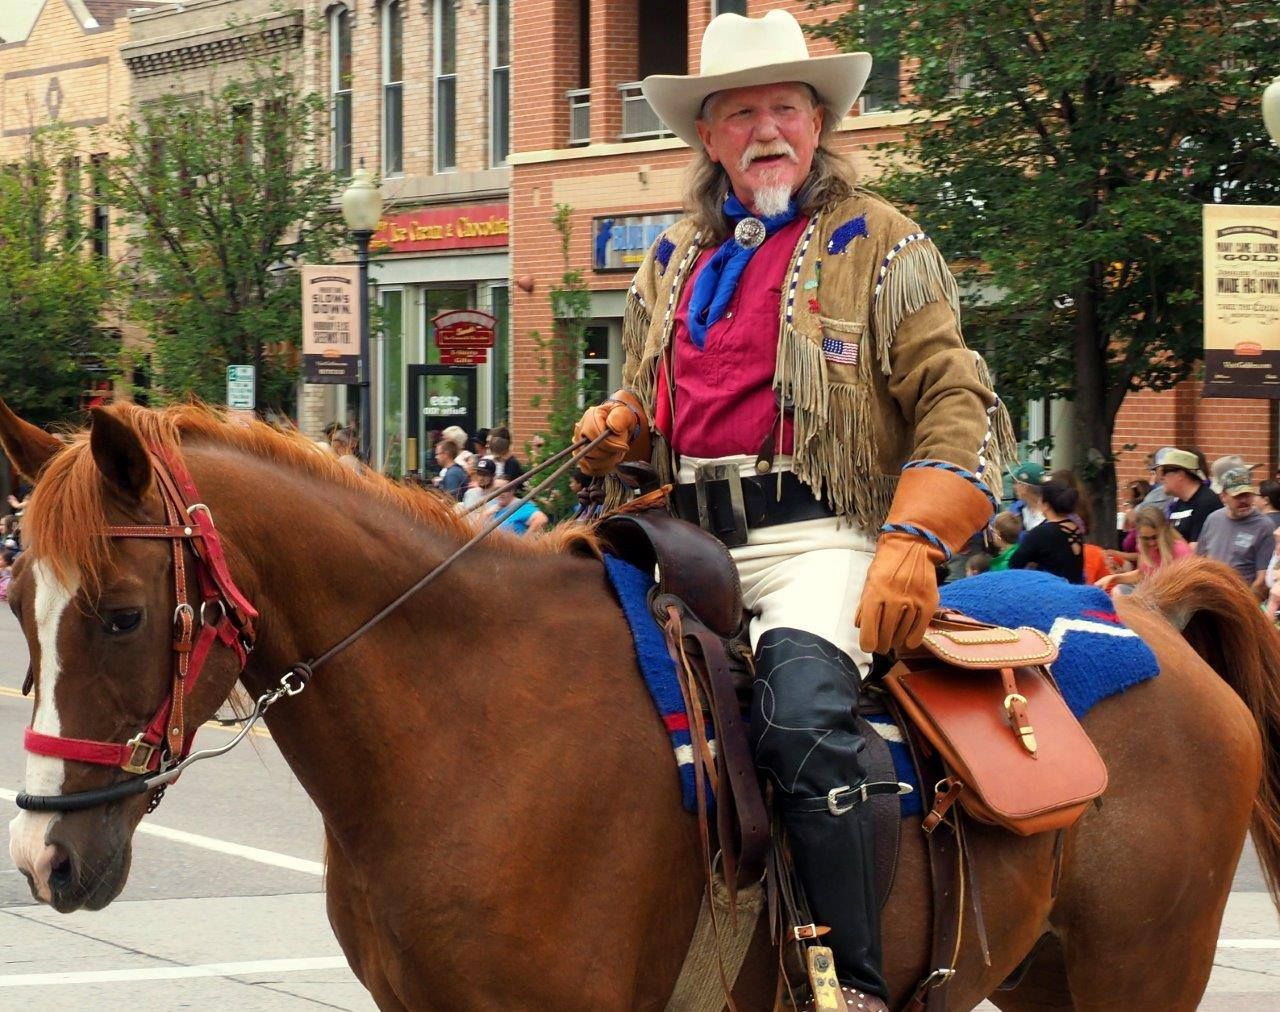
[
  {"left": 987, "top": 933, "right": 1075, "bottom": 1011},
  {"left": 324, "top": 830, "right": 409, "bottom": 1012},
  {"left": 1043, "top": 612, "right": 1260, "bottom": 1011}
]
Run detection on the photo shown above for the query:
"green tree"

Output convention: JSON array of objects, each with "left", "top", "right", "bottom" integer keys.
[
  {"left": 528, "top": 204, "right": 595, "bottom": 517},
  {"left": 101, "top": 68, "right": 347, "bottom": 412},
  {"left": 0, "top": 126, "right": 115, "bottom": 427},
  {"left": 813, "top": 0, "right": 1280, "bottom": 533}
]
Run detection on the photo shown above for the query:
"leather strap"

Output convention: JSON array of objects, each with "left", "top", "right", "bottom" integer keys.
[
  {"left": 664, "top": 600, "right": 770, "bottom": 887},
  {"left": 886, "top": 693, "right": 959, "bottom": 1012}
]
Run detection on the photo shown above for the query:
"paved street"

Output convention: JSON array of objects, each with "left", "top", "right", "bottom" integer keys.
[{"left": 0, "top": 605, "right": 1276, "bottom": 1010}]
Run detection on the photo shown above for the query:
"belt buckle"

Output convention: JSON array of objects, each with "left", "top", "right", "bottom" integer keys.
[{"left": 693, "top": 462, "right": 748, "bottom": 547}]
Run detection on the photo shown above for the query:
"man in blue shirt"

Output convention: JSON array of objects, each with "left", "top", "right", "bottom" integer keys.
[{"left": 495, "top": 481, "right": 548, "bottom": 536}]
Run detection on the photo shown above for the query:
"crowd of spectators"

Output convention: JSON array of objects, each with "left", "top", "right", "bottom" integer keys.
[{"left": 971, "top": 446, "right": 1280, "bottom": 625}]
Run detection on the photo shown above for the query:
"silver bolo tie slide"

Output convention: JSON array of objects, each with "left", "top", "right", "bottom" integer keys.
[{"left": 734, "top": 217, "right": 766, "bottom": 250}]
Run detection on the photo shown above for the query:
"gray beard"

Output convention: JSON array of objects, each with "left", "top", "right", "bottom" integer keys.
[{"left": 751, "top": 184, "right": 792, "bottom": 218}]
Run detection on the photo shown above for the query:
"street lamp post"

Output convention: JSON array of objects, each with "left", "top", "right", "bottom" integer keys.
[{"left": 341, "top": 168, "right": 383, "bottom": 462}]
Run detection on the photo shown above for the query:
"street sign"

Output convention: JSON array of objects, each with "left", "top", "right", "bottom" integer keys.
[
  {"left": 226, "top": 364, "right": 256, "bottom": 410},
  {"left": 301, "top": 265, "right": 362, "bottom": 384}
]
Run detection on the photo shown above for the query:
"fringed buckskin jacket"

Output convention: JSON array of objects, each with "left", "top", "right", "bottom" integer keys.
[{"left": 622, "top": 188, "right": 1015, "bottom": 534}]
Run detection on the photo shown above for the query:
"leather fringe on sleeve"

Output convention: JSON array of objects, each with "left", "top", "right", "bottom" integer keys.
[{"left": 872, "top": 237, "right": 963, "bottom": 376}]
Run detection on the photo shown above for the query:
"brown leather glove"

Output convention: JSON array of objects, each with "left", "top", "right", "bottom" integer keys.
[
  {"left": 573, "top": 390, "right": 651, "bottom": 476},
  {"left": 857, "top": 464, "right": 995, "bottom": 655}
]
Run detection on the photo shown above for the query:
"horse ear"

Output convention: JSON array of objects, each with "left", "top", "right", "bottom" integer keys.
[
  {"left": 0, "top": 399, "right": 63, "bottom": 481},
  {"left": 89, "top": 408, "right": 152, "bottom": 501}
]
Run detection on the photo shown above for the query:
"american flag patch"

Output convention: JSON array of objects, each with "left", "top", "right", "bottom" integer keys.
[{"left": 822, "top": 336, "right": 859, "bottom": 365}]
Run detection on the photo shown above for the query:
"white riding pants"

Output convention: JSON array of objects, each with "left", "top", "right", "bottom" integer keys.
[{"left": 678, "top": 455, "right": 877, "bottom": 678}]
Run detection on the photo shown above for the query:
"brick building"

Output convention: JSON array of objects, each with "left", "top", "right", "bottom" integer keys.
[
  {"left": 312, "top": 0, "right": 512, "bottom": 475},
  {"left": 508, "top": 0, "right": 1277, "bottom": 512},
  {"left": 0, "top": 0, "right": 168, "bottom": 401}
]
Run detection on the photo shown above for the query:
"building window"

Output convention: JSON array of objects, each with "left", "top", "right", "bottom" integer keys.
[
  {"left": 490, "top": 0, "right": 510, "bottom": 165},
  {"left": 231, "top": 103, "right": 254, "bottom": 165},
  {"left": 859, "top": 2, "right": 901, "bottom": 113},
  {"left": 489, "top": 284, "right": 509, "bottom": 424},
  {"left": 330, "top": 6, "right": 353, "bottom": 176},
  {"left": 580, "top": 325, "right": 618, "bottom": 406},
  {"left": 378, "top": 287, "right": 405, "bottom": 474},
  {"left": 382, "top": 0, "right": 403, "bottom": 176},
  {"left": 712, "top": 0, "right": 747, "bottom": 14},
  {"left": 434, "top": 0, "right": 456, "bottom": 171},
  {"left": 90, "top": 153, "right": 108, "bottom": 259},
  {"left": 62, "top": 156, "right": 81, "bottom": 248},
  {"left": 264, "top": 99, "right": 288, "bottom": 203}
]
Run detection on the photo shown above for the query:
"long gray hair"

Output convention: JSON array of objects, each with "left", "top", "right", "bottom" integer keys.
[{"left": 684, "top": 110, "right": 857, "bottom": 244}]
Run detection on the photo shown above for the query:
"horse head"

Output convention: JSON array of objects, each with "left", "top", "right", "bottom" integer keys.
[{"left": 3, "top": 403, "right": 253, "bottom": 911}]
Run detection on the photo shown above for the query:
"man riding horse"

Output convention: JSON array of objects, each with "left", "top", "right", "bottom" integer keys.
[{"left": 576, "top": 11, "right": 1004, "bottom": 1008}]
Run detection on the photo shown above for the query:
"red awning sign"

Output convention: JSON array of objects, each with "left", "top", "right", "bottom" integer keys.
[{"left": 434, "top": 309, "right": 497, "bottom": 351}]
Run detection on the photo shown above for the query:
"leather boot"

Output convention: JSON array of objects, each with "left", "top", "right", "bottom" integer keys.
[{"left": 750, "top": 627, "right": 889, "bottom": 1005}]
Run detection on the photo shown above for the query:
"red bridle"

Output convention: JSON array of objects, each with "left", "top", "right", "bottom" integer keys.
[{"left": 22, "top": 446, "right": 258, "bottom": 781}]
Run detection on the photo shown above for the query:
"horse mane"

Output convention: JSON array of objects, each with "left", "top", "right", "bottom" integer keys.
[{"left": 25, "top": 402, "right": 599, "bottom": 592}]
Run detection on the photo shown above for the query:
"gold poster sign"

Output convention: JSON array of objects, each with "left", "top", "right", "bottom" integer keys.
[{"left": 1203, "top": 204, "right": 1280, "bottom": 398}]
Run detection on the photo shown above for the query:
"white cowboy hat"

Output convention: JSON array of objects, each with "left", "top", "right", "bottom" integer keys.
[{"left": 642, "top": 11, "right": 872, "bottom": 150}]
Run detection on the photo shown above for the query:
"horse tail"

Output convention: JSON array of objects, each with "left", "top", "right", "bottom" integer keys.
[{"left": 1134, "top": 557, "right": 1280, "bottom": 907}]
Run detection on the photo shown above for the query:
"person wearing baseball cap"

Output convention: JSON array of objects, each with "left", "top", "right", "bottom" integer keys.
[
  {"left": 460, "top": 456, "right": 498, "bottom": 511},
  {"left": 1008, "top": 460, "right": 1047, "bottom": 532},
  {"left": 1209, "top": 454, "right": 1260, "bottom": 494},
  {"left": 1195, "top": 467, "right": 1273, "bottom": 598},
  {"left": 1153, "top": 447, "right": 1220, "bottom": 546},
  {"left": 572, "top": 10, "right": 1016, "bottom": 1006}
]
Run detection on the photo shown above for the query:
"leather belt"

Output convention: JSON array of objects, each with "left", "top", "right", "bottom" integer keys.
[{"left": 672, "top": 468, "right": 836, "bottom": 547}]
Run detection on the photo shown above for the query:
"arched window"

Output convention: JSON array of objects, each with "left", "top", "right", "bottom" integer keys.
[
  {"left": 382, "top": 0, "right": 403, "bottom": 175},
  {"left": 329, "top": 5, "right": 353, "bottom": 176}
]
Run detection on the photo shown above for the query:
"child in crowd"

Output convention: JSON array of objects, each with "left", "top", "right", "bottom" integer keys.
[
  {"left": 988, "top": 511, "right": 1023, "bottom": 572},
  {"left": 0, "top": 549, "right": 14, "bottom": 603},
  {"left": 965, "top": 553, "right": 992, "bottom": 578}
]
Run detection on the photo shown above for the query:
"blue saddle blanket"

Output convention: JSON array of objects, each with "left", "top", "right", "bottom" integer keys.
[{"left": 604, "top": 555, "right": 708, "bottom": 812}]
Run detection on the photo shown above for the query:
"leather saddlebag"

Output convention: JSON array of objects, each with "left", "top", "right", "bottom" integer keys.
[{"left": 885, "top": 613, "right": 1109, "bottom": 836}]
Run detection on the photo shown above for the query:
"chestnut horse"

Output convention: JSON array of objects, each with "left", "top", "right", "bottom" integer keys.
[{"left": 3, "top": 400, "right": 1279, "bottom": 1011}]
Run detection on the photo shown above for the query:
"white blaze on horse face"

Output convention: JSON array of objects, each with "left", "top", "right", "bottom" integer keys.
[{"left": 7, "top": 560, "right": 78, "bottom": 902}]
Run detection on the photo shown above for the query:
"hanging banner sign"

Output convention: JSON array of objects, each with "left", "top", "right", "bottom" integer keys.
[
  {"left": 433, "top": 309, "right": 496, "bottom": 369},
  {"left": 1203, "top": 204, "right": 1280, "bottom": 398},
  {"left": 301, "top": 266, "right": 362, "bottom": 384}
]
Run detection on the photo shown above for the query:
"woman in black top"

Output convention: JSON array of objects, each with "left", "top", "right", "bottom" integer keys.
[{"left": 1009, "top": 478, "right": 1085, "bottom": 583}]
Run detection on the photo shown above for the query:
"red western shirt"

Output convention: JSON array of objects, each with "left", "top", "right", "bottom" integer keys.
[{"left": 655, "top": 216, "right": 806, "bottom": 459}]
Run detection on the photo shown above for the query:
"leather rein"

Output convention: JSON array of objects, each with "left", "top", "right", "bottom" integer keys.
[{"left": 15, "top": 433, "right": 607, "bottom": 814}]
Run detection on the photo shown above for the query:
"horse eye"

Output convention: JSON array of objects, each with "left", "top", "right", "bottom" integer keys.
[{"left": 106, "top": 609, "right": 143, "bottom": 635}]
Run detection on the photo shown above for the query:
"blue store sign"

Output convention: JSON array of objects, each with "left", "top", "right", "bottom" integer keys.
[{"left": 592, "top": 211, "right": 683, "bottom": 272}]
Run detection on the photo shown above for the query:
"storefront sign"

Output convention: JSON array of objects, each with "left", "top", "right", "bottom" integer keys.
[
  {"left": 433, "top": 309, "right": 496, "bottom": 365},
  {"left": 1203, "top": 204, "right": 1280, "bottom": 398},
  {"left": 593, "top": 211, "right": 683, "bottom": 272},
  {"left": 301, "top": 266, "right": 362, "bottom": 384},
  {"left": 373, "top": 203, "right": 510, "bottom": 254}
]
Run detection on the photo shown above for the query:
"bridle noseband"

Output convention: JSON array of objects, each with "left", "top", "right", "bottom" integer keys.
[{"left": 17, "top": 446, "right": 258, "bottom": 813}]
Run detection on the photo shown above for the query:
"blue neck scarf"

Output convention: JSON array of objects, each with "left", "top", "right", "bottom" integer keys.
[{"left": 685, "top": 193, "right": 798, "bottom": 350}]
